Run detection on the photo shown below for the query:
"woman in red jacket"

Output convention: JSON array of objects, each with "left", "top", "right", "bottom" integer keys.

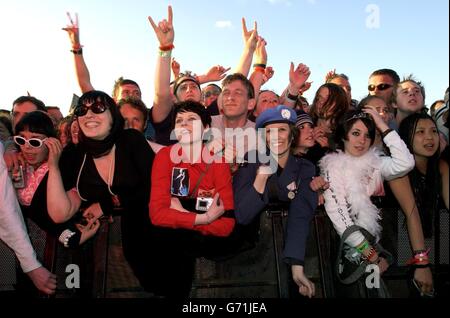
[{"left": 149, "top": 100, "right": 235, "bottom": 298}]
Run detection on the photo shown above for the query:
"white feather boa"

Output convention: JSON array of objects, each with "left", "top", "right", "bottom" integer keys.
[{"left": 319, "top": 148, "right": 384, "bottom": 241}]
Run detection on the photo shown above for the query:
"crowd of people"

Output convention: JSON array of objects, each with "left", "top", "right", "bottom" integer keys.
[{"left": 0, "top": 6, "right": 448, "bottom": 299}]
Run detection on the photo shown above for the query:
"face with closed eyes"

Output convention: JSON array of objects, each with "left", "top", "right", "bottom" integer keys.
[
  {"left": 174, "top": 111, "right": 206, "bottom": 144},
  {"left": 175, "top": 81, "right": 202, "bottom": 103},
  {"left": 343, "top": 120, "right": 372, "bottom": 157},
  {"left": 255, "top": 91, "right": 279, "bottom": 117}
]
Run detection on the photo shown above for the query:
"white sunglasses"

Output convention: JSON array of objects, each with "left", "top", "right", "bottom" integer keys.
[{"left": 13, "top": 136, "right": 48, "bottom": 148}]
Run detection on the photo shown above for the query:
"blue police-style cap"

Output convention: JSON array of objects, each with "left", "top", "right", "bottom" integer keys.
[{"left": 255, "top": 105, "right": 297, "bottom": 129}]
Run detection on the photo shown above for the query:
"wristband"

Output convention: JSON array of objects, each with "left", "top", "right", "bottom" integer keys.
[
  {"left": 159, "top": 44, "right": 175, "bottom": 51},
  {"left": 287, "top": 92, "right": 298, "bottom": 101},
  {"left": 253, "top": 63, "right": 266, "bottom": 69},
  {"left": 159, "top": 50, "right": 172, "bottom": 58},
  {"left": 356, "top": 240, "right": 370, "bottom": 253},
  {"left": 71, "top": 48, "right": 83, "bottom": 55},
  {"left": 381, "top": 128, "right": 393, "bottom": 138}
]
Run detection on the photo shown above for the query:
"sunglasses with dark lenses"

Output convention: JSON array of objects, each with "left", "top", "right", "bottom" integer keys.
[
  {"left": 14, "top": 136, "right": 48, "bottom": 148},
  {"left": 74, "top": 101, "right": 108, "bottom": 117},
  {"left": 368, "top": 83, "right": 393, "bottom": 92},
  {"left": 204, "top": 90, "right": 221, "bottom": 98}
]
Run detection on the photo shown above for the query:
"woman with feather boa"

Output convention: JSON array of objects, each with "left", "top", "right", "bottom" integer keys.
[{"left": 319, "top": 107, "right": 414, "bottom": 297}]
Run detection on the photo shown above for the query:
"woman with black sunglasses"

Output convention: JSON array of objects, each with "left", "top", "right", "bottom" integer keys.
[
  {"left": 12, "top": 111, "right": 100, "bottom": 295},
  {"left": 51, "top": 90, "right": 159, "bottom": 297}
]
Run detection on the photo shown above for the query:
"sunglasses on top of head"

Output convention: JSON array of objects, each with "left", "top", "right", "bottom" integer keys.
[
  {"left": 14, "top": 136, "right": 48, "bottom": 148},
  {"left": 74, "top": 101, "right": 108, "bottom": 117},
  {"left": 368, "top": 83, "right": 393, "bottom": 92}
]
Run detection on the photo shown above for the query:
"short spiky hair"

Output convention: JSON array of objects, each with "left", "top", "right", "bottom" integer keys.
[
  {"left": 391, "top": 74, "right": 426, "bottom": 107},
  {"left": 172, "top": 100, "right": 211, "bottom": 129}
]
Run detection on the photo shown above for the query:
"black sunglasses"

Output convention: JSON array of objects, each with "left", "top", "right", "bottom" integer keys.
[
  {"left": 14, "top": 136, "right": 48, "bottom": 148},
  {"left": 204, "top": 90, "right": 221, "bottom": 98},
  {"left": 74, "top": 101, "right": 108, "bottom": 117},
  {"left": 368, "top": 83, "right": 393, "bottom": 92}
]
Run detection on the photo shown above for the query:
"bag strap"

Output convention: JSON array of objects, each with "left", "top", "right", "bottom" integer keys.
[
  {"left": 336, "top": 225, "right": 393, "bottom": 285},
  {"left": 189, "top": 163, "right": 212, "bottom": 199}
]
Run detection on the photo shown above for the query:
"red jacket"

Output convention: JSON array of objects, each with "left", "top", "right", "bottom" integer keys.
[{"left": 150, "top": 145, "right": 235, "bottom": 237}]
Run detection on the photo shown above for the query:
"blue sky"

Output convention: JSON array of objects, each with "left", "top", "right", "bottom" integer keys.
[{"left": 0, "top": 0, "right": 448, "bottom": 115}]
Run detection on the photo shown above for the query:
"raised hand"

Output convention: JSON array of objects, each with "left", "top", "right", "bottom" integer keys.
[
  {"left": 254, "top": 36, "right": 268, "bottom": 65},
  {"left": 62, "top": 12, "right": 81, "bottom": 49},
  {"left": 171, "top": 57, "right": 180, "bottom": 78},
  {"left": 262, "top": 66, "right": 275, "bottom": 85},
  {"left": 289, "top": 62, "right": 311, "bottom": 92},
  {"left": 362, "top": 105, "right": 389, "bottom": 133},
  {"left": 325, "top": 68, "right": 336, "bottom": 82},
  {"left": 204, "top": 65, "right": 231, "bottom": 82},
  {"left": 299, "top": 81, "right": 313, "bottom": 94},
  {"left": 148, "top": 5, "right": 174, "bottom": 47},
  {"left": 241, "top": 18, "right": 258, "bottom": 51}
]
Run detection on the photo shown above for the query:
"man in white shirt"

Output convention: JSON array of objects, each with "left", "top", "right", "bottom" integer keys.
[{"left": 0, "top": 142, "right": 56, "bottom": 295}]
